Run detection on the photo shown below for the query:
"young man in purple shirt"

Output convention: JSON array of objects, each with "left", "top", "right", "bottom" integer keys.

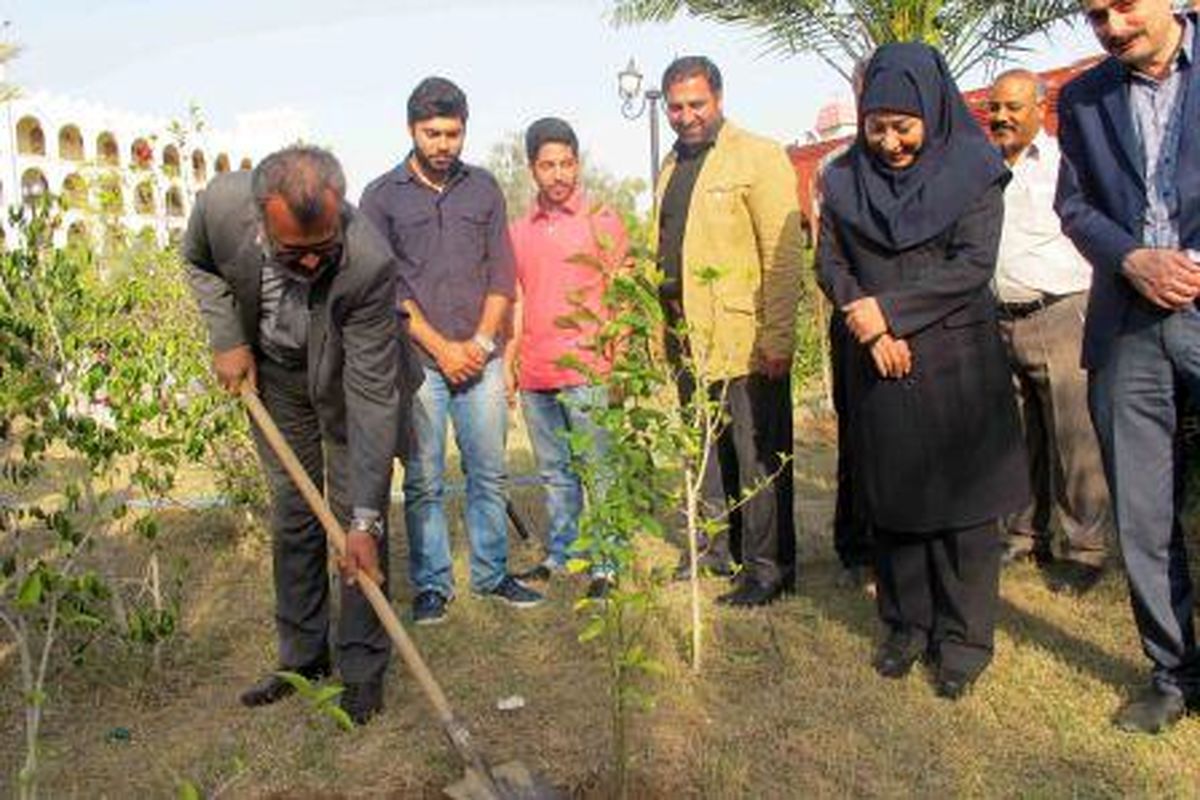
[{"left": 360, "top": 77, "right": 542, "bottom": 625}]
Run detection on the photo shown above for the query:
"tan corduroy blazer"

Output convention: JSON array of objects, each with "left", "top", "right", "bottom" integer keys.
[{"left": 653, "top": 121, "right": 805, "bottom": 381}]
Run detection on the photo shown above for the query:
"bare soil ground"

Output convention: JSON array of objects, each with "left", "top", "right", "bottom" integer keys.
[{"left": 3, "top": 416, "right": 1200, "bottom": 798}]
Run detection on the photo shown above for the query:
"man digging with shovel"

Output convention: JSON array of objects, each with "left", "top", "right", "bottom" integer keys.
[{"left": 184, "top": 144, "right": 419, "bottom": 725}]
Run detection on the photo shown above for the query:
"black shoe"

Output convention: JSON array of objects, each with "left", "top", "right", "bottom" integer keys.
[
  {"left": 872, "top": 632, "right": 926, "bottom": 679},
  {"left": 1045, "top": 562, "right": 1105, "bottom": 595},
  {"left": 340, "top": 679, "right": 383, "bottom": 726},
  {"left": 476, "top": 575, "right": 544, "bottom": 608},
  {"left": 715, "top": 579, "right": 783, "bottom": 607},
  {"left": 585, "top": 575, "right": 615, "bottom": 602},
  {"left": 240, "top": 658, "right": 330, "bottom": 707},
  {"left": 516, "top": 563, "right": 555, "bottom": 582},
  {"left": 1114, "top": 686, "right": 1187, "bottom": 734},
  {"left": 412, "top": 590, "right": 449, "bottom": 626},
  {"left": 674, "top": 555, "right": 736, "bottom": 582},
  {"left": 934, "top": 667, "right": 977, "bottom": 700}
]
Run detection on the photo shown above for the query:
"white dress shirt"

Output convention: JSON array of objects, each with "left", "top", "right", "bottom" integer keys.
[{"left": 995, "top": 134, "right": 1094, "bottom": 303}]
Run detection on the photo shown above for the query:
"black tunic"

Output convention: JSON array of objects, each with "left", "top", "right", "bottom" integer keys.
[{"left": 817, "top": 182, "right": 1030, "bottom": 533}]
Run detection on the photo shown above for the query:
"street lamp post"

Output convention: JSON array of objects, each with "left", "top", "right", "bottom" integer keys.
[{"left": 617, "top": 58, "right": 663, "bottom": 206}]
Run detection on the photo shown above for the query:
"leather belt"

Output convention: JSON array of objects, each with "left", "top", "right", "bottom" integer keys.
[{"left": 997, "top": 293, "right": 1072, "bottom": 319}]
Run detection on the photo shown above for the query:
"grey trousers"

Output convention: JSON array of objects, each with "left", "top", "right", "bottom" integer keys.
[
  {"left": 249, "top": 358, "right": 391, "bottom": 684},
  {"left": 1089, "top": 302, "right": 1200, "bottom": 697},
  {"left": 999, "top": 292, "right": 1112, "bottom": 566}
]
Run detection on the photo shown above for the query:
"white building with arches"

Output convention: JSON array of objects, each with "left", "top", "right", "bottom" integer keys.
[{"left": 1, "top": 88, "right": 307, "bottom": 248}]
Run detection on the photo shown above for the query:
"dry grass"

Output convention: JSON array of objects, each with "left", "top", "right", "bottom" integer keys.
[{"left": 3, "top": 420, "right": 1200, "bottom": 798}]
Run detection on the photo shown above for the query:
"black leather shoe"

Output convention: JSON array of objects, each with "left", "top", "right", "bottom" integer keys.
[
  {"left": 934, "top": 668, "right": 977, "bottom": 700},
  {"left": 715, "top": 579, "right": 782, "bottom": 607},
  {"left": 1114, "top": 686, "right": 1186, "bottom": 734},
  {"left": 586, "top": 575, "right": 615, "bottom": 602},
  {"left": 240, "top": 658, "right": 331, "bottom": 707},
  {"left": 340, "top": 679, "right": 384, "bottom": 726},
  {"left": 872, "top": 632, "right": 926, "bottom": 679},
  {"left": 674, "top": 555, "right": 736, "bottom": 582},
  {"left": 515, "top": 563, "right": 554, "bottom": 582},
  {"left": 1044, "top": 562, "right": 1105, "bottom": 595}
]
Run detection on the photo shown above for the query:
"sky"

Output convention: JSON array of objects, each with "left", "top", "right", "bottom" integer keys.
[{"left": 0, "top": 0, "right": 1103, "bottom": 199}]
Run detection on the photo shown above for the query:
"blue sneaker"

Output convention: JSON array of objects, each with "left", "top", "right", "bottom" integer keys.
[
  {"left": 412, "top": 590, "right": 449, "bottom": 626},
  {"left": 477, "top": 575, "right": 544, "bottom": 608}
]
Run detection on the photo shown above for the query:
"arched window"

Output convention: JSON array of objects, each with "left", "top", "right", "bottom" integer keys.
[
  {"left": 165, "top": 186, "right": 184, "bottom": 217},
  {"left": 96, "top": 175, "right": 124, "bottom": 215},
  {"left": 214, "top": 153, "right": 231, "bottom": 173},
  {"left": 191, "top": 149, "right": 207, "bottom": 183},
  {"left": 58, "top": 125, "right": 84, "bottom": 161},
  {"left": 239, "top": 157, "right": 253, "bottom": 171},
  {"left": 162, "top": 144, "right": 181, "bottom": 176},
  {"left": 131, "top": 137, "right": 153, "bottom": 170},
  {"left": 16, "top": 116, "right": 46, "bottom": 156},
  {"left": 61, "top": 173, "right": 88, "bottom": 210},
  {"left": 96, "top": 132, "right": 119, "bottom": 166},
  {"left": 20, "top": 168, "right": 48, "bottom": 206},
  {"left": 134, "top": 180, "right": 155, "bottom": 215}
]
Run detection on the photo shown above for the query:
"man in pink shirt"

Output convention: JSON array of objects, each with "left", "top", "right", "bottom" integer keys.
[{"left": 504, "top": 118, "right": 628, "bottom": 598}]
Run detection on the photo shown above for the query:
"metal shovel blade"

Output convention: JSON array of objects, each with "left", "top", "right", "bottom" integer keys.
[{"left": 444, "top": 760, "right": 566, "bottom": 800}]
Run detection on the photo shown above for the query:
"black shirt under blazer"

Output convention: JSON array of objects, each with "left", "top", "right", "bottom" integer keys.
[{"left": 817, "top": 182, "right": 1029, "bottom": 533}]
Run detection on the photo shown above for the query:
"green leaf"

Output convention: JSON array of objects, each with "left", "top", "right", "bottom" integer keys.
[
  {"left": 312, "top": 684, "right": 345, "bottom": 705},
  {"left": 177, "top": 779, "right": 202, "bottom": 800},
  {"left": 565, "top": 558, "right": 592, "bottom": 575},
  {"left": 275, "top": 670, "right": 313, "bottom": 696},
  {"left": 326, "top": 705, "right": 355, "bottom": 732},
  {"left": 16, "top": 570, "right": 43, "bottom": 608},
  {"left": 578, "top": 616, "right": 606, "bottom": 643}
]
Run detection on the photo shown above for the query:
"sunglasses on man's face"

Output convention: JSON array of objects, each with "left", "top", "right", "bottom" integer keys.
[{"left": 267, "top": 230, "right": 343, "bottom": 274}]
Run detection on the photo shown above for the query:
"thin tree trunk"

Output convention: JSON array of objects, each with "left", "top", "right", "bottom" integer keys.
[{"left": 684, "top": 468, "right": 702, "bottom": 674}]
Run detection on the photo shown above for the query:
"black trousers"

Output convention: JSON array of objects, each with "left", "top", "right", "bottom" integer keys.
[
  {"left": 874, "top": 521, "right": 1001, "bottom": 676},
  {"left": 830, "top": 315, "right": 873, "bottom": 568},
  {"left": 249, "top": 358, "right": 392, "bottom": 684},
  {"left": 667, "top": 313, "right": 795, "bottom": 588}
]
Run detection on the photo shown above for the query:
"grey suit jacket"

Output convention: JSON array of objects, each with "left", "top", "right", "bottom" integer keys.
[{"left": 184, "top": 171, "right": 418, "bottom": 512}]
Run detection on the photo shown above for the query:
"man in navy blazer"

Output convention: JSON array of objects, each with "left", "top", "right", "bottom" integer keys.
[{"left": 1056, "top": 0, "right": 1200, "bottom": 734}]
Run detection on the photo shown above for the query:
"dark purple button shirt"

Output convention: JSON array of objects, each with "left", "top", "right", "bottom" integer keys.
[{"left": 360, "top": 158, "right": 515, "bottom": 356}]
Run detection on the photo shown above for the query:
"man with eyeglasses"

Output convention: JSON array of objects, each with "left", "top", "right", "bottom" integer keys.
[{"left": 184, "top": 144, "right": 421, "bottom": 726}]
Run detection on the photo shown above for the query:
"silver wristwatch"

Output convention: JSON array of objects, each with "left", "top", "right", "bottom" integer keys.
[
  {"left": 349, "top": 516, "right": 384, "bottom": 542},
  {"left": 472, "top": 333, "right": 497, "bottom": 356}
]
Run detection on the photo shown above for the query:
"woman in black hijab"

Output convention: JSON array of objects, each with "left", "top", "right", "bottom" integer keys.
[{"left": 817, "top": 42, "right": 1029, "bottom": 699}]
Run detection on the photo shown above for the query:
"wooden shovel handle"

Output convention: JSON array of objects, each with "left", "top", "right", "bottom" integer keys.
[{"left": 239, "top": 384, "right": 459, "bottom": 727}]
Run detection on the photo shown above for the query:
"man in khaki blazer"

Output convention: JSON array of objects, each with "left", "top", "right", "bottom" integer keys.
[{"left": 654, "top": 55, "right": 804, "bottom": 605}]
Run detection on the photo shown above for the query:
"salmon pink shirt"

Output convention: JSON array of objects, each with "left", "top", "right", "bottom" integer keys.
[{"left": 510, "top": 190, "right": 628, "bottom": 391}]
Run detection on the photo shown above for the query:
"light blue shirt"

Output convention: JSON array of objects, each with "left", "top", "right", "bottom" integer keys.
[{"left": 1129, "top": 15, "right": 1194, "bottom": 249}]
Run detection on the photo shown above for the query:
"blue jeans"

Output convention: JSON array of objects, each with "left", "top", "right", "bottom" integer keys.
[
  {"left": 405, "top": 358, "right": 509, "bottom": 597},
  {"left": 1089, "top": 303, "right": 1200, "bottom": 696},
  {"left": 520, "top": 384, "right": 608, "bottom": 569}
]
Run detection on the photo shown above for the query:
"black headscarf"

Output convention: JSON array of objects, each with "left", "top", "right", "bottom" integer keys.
[{"left": 822, "top": 42, "right": 1008, "bottom": 251}]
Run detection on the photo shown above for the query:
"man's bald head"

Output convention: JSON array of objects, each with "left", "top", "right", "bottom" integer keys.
[
  {"left": 987, "top": 69, "right": 1047, "bottom": 164},
  {"left": 252, "top": 145, "right": 346, "bottom": 276},
  {"left": 252, "top": 145, "right": 346, "bottom": 231}
]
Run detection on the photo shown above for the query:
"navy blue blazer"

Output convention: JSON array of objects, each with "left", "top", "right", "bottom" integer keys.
[{"left": 1055, "top": 12, "right": 1200, "bottom": 370}]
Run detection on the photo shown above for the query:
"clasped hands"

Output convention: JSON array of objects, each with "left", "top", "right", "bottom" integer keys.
[
  {"left": 435, "top": 338, "right": 489, "bottom": 385},
  {"left": 843, "top": 296, "right": 912, "bottom": 380},
  {"left": 1122, "top": 248, "right": 1200, "bottom": 311}
]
